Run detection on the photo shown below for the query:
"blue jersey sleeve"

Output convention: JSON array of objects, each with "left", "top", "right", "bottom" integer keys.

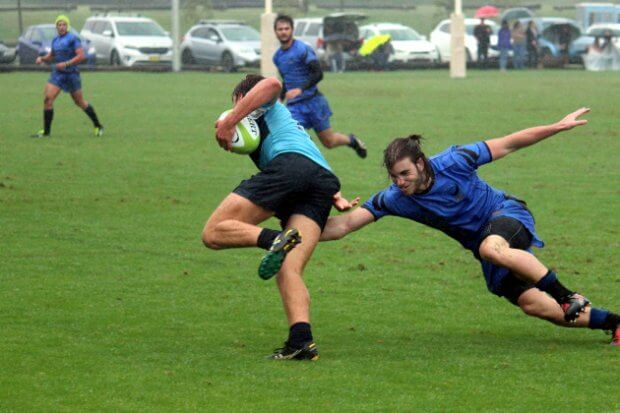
[
  {"left": 449, "top": 141, "right": 492, "bottom": 172},
  {"left": 71, "top": 34, "right": 82, "bottom": 50},
  {"left": 302, "top": 44, "right": 317, "bottom": 65},
  {"left": 362, "top": 189, "right": 393, "bottom": 221}
]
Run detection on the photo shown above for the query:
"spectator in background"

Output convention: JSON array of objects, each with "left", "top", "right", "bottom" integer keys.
[
  {"left": 511, "top": 21, "right": 526, "bottom": 69},
  {"left": 558, "top": 25, "right": 571, "bottom": 68},
  {"left": 326, "top": 39, "right": 345, "bottom": 73},
  {"left": 526, "top": 20, "right": 539, "bottom": 68},
  {"left": 497, "top": 19, "right": 512, "bottom": 71},
  {"left": 371, "top": 39, "right": 394, "bottom": 71},
  {"left": 474, "top": 18, "right": 492, "bottom": 69}
]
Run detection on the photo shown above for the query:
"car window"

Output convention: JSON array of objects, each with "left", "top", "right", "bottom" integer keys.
[
  {"left": 440, "top": 23, "right": 450, "bottom": 34},
  {"left": 91, "top": 21, "right": 104, "bottom": 34},
  {"left": 206, "top": 28, "right": 221, "bottom": 41},
  {"left": 380, "top": 28, "right": 421, "bottom": 41},
  {"left": 40, "top": 27, "right": 57, "bottom": 40},
  {"left": 115, "top": 21, "right": 166, "bottom": 37},
  {"left": 83, "top": 20, "right": 94, "bottom": 32},
  {"left": 24, "top": 27, "right": 33, "bottom": 40},
  {"left": 220, "top": 26, "right": 259, "bottom": 41},
  {"left": 102, "top": 22, "right": 113, "bottom": 33},
  {"left": 294, "top": 21, "right": 307, "bottom": 36},
  {"left": 305, "top": 22, "right": 321, "bottom": 36}
]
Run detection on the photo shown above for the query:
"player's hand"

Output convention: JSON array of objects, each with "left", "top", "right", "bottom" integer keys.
[
  {"left": 35, "top": 57, "right": 43, "bottom": 65},
  {"left": 333, "top": 192, "right": 360, "bottom": 212},
  {"left": 214, "top": 118, "right": 234, "bottom": 151},
  {"left": 558, "top": 107, "right": 590, "bottom": 130},
  {"left": 54, "top": 62, "right": 66, "bottom": 71},
  {"left": 285, "top": 88, "right": 302, "bottom": 101}
]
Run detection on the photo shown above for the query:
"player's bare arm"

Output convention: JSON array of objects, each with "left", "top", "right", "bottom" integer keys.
[
  {"left": 486, "top": 107, "right": 590, "bottom": 161},
  {"left": 320, "top": 207, "right": 374, "bottom": 241},
  {"left": 215, "top": 77, "right": 282, "bottom": 150}
]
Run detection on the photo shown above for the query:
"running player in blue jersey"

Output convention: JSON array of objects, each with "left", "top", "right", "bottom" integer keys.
[
  {"left": 272, "top": 15, "right": 367, "bottom": 159},
  {"left": 321, "top": 108, "right": 620, "bottom": 346},
  {"left": 203, "top": 75, "right": 358, "bottom": 360},
  {"left": 32, "top": 15, "right": 103, "bottom": 138}
]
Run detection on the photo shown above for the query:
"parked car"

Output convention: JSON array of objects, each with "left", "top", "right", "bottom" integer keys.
[
  {"left": 586, "top": 23, "right": 620, "bottom": 47},
  {"left": 518, "top": 17, "right": 592, "bottom": 65},
  {"left": 359, "top": 23, "right": 440, "bottom": 67},
  {"left": 17, "top": 24, "right": 95, "bottom": 65},
  {"left": 430, "top": 18, "right": 500, "bottom": 63},
  {"left": 294, "top": 13, "right": 366, "bottom": 66},
  {"left": 0, "top": 40, "right": 16, "bottom": 64},
  {"left": 81, "top": 16, "right": 172, "bottom": 67},
  {"left": 179, "top": 20, "right": 260, "bottom": 72}
]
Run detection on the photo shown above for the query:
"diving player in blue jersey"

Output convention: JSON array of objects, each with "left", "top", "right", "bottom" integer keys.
[
  {"left": 203, "top": 75, "right": 358, "bottom": 360},
  {"left": 321, "top": 108, "right": 620, "bottom": 347},
  {"left": 32, "top": 15, "right": 103, "bottom": 138},
  {"left": 272, "top": 15, "right": 367, "bottom": 159}
]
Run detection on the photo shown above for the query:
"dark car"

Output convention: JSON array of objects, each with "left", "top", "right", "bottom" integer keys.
[{"left": 17, "top": 24, "right": 96, "bottom": 65}]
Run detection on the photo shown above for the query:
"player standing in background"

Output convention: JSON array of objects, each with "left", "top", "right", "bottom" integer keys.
[
  {"left": 321, "top": 108, "right": 620, "bottom": 346},
  {"left": 203, "top": 75, "right": 358, "bottom": 360},
  {"left": 32, "top": 15, "right": 103, "bottom": 138},
  {"left": 272, "top": 15, "right": 367, "bottom": 159}
]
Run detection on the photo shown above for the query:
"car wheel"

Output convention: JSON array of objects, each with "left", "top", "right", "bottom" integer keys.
[
  {"left": 110, "top": 49, "right": 121, "bottom": 66},
  {"left": 221, "top": 51, "right": 236, "bottom": 72},
  {"left": 181, "top": 48, "right": 195, "bottom": 65}
]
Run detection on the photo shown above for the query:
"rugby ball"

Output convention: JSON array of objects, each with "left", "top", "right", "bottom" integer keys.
[{"left": 218, "top": 110, "right": 260, "bottom": 154}]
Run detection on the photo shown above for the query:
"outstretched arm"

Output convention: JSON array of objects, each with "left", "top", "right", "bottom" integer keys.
[
  {"left": 485, "top": 107, "right": 590, "bottom": 161},
  {"left": 320, "top": 207, "right": 375, "bottom": 241}
]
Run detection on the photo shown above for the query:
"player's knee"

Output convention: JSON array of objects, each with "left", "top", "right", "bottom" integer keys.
[
  {"left": 478, "top": 238, "right": 507, "bottom": 264},
  {"left": 43, "top": 96, "right": 53, "bottom": 106},
  {"left": 201, "top": 227, "right": 221, "bottom": 250}
]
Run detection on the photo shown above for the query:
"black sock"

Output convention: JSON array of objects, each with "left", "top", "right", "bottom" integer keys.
[
  {"left": 257, "top": 228, "right": 280, "bottom": 250},
  {"left": 602, "top": 312, "right": 620, "bottom": 330},
  {"left": 83, "top": 104, "right": 102, "bottom": 128},
  {"left": 44, "top": 109, "right": 53, "bottom": 135},
  {"left": 348, "top": 134, "right": 357, "bottom": 148},
  {"left": 534, "top": 270, "right": 573, "bottom": 302},
  {"left": 288, "top": 322, "right": 312, "bottom": 348}
]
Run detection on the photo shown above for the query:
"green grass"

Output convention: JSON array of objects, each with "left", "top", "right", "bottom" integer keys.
[{"left": 1, "top": 70, "right": 619, "bottom": 412}]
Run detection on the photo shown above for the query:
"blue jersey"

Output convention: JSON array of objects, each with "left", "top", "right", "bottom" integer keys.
[
  {"left": 273, "top": 40, "right": 319, "bottom": 104},
  {"left": 249, "top": 101, "right": 331, "bottom": 172},
  {"left": 51, "top": 31, "right": 81, "bottom": 73},
  {"left": 363, "top": 141, "right": 543, "bottom": 253}
]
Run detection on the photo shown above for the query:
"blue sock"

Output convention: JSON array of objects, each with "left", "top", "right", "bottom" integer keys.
[{"left": 588, "top": 308, "right": 610, "bottom": 330}]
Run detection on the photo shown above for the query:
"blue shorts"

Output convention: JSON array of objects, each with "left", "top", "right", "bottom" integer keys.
[
  {"left": 477, "top": 199, "right": 544, "bottom": 299},
  {"left": 287, "top": 94, "right": 332, "bottom": 133},
  {"left": 48, "top": 71, "right": 82, "bottom": 93}
]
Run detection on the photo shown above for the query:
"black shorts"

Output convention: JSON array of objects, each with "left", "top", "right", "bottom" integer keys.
[
  {"left": 233, "top": 153, "right": 340, "bottom": 230},
  {"left": 481, "top": 216, "right": 535, "bottom": 305}
]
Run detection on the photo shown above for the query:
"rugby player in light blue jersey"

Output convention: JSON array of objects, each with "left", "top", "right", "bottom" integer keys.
[
  {"left": 272, "top": 15, "right": 367, "bottom": 159},
  {"left": 203, "top": 75, "right": 359, "bottom": 360},
  {"left": 33, "top": 15, "right": 103, "bottom": 138},
  {"left": 321, "top": 108, "right": 620, "bottom": 347}
]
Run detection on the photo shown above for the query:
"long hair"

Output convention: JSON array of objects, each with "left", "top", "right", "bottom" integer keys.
[
  {"left": 232, "top": 74, "right": 265, "bottom": 101},
  {"left": 383, "top": 135, "right": 430, "bottom": 175}
]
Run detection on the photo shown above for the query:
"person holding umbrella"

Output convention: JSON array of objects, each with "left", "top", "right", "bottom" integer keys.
[{"left": 474, "top": 18, "right": 492, "bottom": 68}]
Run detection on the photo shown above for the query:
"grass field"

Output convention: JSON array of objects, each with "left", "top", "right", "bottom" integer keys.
[{"left": 1, "top": 69, "right": 619, "bottom": 412}]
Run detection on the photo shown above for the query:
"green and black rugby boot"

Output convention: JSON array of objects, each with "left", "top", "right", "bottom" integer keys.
[
  {"left": 94, "top": 126, "right": 104, "bottom": 137},
  {"left": 31, "top": 129, "right": 49, "bottom": 138},
  {"left": 258, "top": 228, "right": 301, "bottom": 280},
  {"left": 268, "top": 341, "right": 319, "bottom": 361}
]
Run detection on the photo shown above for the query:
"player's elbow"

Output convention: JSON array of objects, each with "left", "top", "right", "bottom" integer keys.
[{"left": 263, "top": 77, "right": 283, "bottom": 95}]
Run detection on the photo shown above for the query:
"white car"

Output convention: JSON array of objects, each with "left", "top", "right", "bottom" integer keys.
[
  {"left": 359, "top": 23, "right": 440, "bottom": 67},
  {"left": 81, "top": 16, "right": 172, "bottom": 67},
  {"left": 430, "top": 18, "right": 499, "bottom": 63}
]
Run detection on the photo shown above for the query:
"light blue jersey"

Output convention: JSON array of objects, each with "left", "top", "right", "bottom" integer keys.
[{"left": 249, "top": 101, "right": 331, "bottom": 172}]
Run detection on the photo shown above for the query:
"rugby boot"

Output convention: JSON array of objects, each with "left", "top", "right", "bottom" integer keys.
[
  {"left": 349, "top": 134, "right": 367, "bottom": 159},
  {"left": 94, "top": 126, "right": 104, "bottom": 137},
  {"left": 31, "top": 129, "right": 49, "bottom": 138},
  {"left": 258, "top": 228, "right": 301, "bottom": 280},
  {"left": 559, "top": 293, "right": 590, "bottom": 322},
  {"left": 268, "top": 341, "right": 319, "bottom": 361}
]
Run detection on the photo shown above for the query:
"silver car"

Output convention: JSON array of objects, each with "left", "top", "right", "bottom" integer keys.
[{"left": 180, "top": 20, "right": 260, "bottom": 72}]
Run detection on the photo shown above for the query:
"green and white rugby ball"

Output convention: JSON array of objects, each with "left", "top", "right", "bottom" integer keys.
[{"left": 218, "top": 110, "right": 260, "bottom": 154}]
